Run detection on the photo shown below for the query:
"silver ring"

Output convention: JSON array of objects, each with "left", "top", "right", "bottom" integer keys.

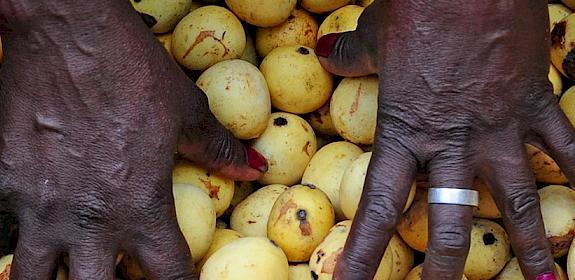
[{"left": 428, "top": 188, "right": 479, "bottom": 207}]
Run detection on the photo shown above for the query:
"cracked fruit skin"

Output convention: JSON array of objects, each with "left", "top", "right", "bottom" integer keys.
[{"left": 267, "top": 184, "right": 335, "bottom": 262}]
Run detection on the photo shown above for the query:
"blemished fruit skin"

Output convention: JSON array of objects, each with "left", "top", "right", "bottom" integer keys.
[
  {"left": 267, "top": 184, "right": 336, "bottom": 262},
  {"left": 551, "top": 13, "right": 575, "bottom": 79},
  {"left": 230, "top": 184, "right": 289, "bottom": 237},
  {"left": 260, "top": 45, "right": 333, "bottom": 114},
  {"left": 549, "top": 4, "right": 572, "bottom": 29},
  {"left": 526, "top": 144, "right": 569, "bottom": 184},
  {"left": 196, "top": 59, "right": 271, "bottom": 140},
  {"left": 539, "top": 185, "right": 575, "bottom": 257},
  {"left": 404, "top": 264, "right": 468, "bottom": 280},
  {"left": 306, "top": 103, "right": 340, "bottom": 136},
  {"left": 200, "top": 237, "right": 289, "bottom": 280},
  {"left": 129, "top": 0, "right": 193, "bottom": 33},
  {"left": 317, "top": 5, "right": 365, "bottom": 38},
  {"left": 300, "top": 0, "right": 350, "bottom": 14},
  {"left": 496, "top": 257, "right": 567, "bottom": 280},
  {"left": 225, "top": 0, "right": 297, "bottom": 27},
  {"left": 250, "top": 112, "right": 318, "bottom": 186},
  {"left": 463, "top": 219, "right": 511, "bottom": 280},
  {"left": 0, "top": 254, "right": 13, "bottom": 279},
  {"left": 172, "top": 6, "right": 246, "bottom": 71}
]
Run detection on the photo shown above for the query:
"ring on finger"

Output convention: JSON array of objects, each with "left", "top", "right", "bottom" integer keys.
[{"left": 428, "top": 188, "right": 479, "bottom": 207}]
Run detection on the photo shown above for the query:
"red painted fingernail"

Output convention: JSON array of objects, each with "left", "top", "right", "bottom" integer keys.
[
  {"left": 536, "top": 272, "right": 556, "bottom": 280},
  {"left": 246, "top": 147, "right": 268, "bottom": 173},
  {"left": 316, "top": 33, "right": 342, "bottom": 58}
]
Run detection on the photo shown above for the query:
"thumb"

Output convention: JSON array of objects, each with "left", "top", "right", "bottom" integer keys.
[{"left": 177, "top": 112, "right": 267, "bottom": 182}]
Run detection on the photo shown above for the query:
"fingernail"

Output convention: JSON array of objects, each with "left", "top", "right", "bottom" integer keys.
[
  {"left": 316, "top": 33, "right": 342, "bottom": 58},
  {"left": 536, "top": 272, "right": 556, "bottom": 280},
  {"left": 246, "top": 147, "right": 268, "bottom": 173}
]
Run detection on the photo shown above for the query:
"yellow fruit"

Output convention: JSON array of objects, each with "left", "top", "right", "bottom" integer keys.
[
  {"left": 526, "top": 144, "right": 569, "bottom": 184},
  {"left": 172, "top": 161, "right": 235, "bottom": 217},
  {"left": 301, "top": 141, "right": 364, "bottom": 220},
  {"left": 330, "top": 76, "right": 379, "bottom": 145},
  {"left": 549, "top": 64, "right": 564, "bottom": 96},
  {"left": 230, "top": 184, "right": 289, "bottom": 237},
  {"left": 397, "top": 190, "right": 429, "bottom": 252},
  {"left": 197, "top": 229, "right": 243, "bottom": 270},
  {"left": 472, "top": 179, "right": 501, "bottom": 219},
  {"left": 0, "top": 254, "right": 13, "bottom": 279},
  {"left": 551, "top": 13, "right": 575, "bottom": 79},
  {"left": 317, "top": 5, "right": 364, "bottom": 38},
  {"left": 340, "top": 152, "right": 417, "bottom": 220},
  {"left": 173, "top": 183, "right": 217, "bottom": 263},
  {"left": 568, "top": 238, "right": 575, "bottom": 279},
  {"left": 550, "top": 4, "right": 572, "bottom": 29},
  {"left": 300, "top": 0, "right": 350, "bottom": 14},
  {"left": 496, "top": 257, "right": 567, "bottom": 280},
  {"left": 560, "top": 85, "right": 575, "bottom": 126},
  {"left": 172, "top": 6, "right": 245, "bottom": 71},
  {"left": 197, "top": 59, "right": 271, "bottom": 140},
  {"left": 404, "top": 264, "right": 468, "bottom": 280},
  {"left": 539, "top": 185, "right": 575, "bottom": 257},
  {"left": 251, "top": 112, "right": 318, "bottom": 186},
  {"left": 240, "top": 34, "right": 258, "bottom": 66},
  {"left": 223, "top": 181, "right": 256, "bottom": 217},
  {"left": 129, "top": 0, "right": 192, "bottom": 33},
  {"left": 464, "top": 219, "right": 511, "bottom": 280},
  {"left": 268, "top": 184, "right": 335, "bottom": 262},
  {"left": 200, "top": 237, "right": 289, "bottom": 280},
  {"left": 225, "top": 0, "right": 296, "bottom": 27},
  {"left": 306, "top": 103, "right": 339, "bottom": 136},
  {"left": 255, "top": 9, "right": 319, "bottom": 58},
  {"left": 289, "top": 263, "right": 311, "bottom": 280},
  {"left": 156, "top": 32, "right": 173, "bottom": 57},
  {"left": 388, "top": 234, "right": 415, "bottom": 280},
  {"left": 357, "top": 0, "right": 374, "bottom": 7},
  {"left": 260, "top": 45, "right": 333, "bottom": 114}
]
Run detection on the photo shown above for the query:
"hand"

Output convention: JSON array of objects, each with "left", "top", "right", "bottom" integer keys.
[
  {"left": 317, "top": 1, "right": 575, "bottom": 279},
  {"left": 0, "top": 1, "right": 266, "bottom": 279}
]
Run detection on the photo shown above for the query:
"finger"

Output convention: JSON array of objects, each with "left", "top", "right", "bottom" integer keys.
[
  {"left": 10, "top": 222, "right": 57, "bottom": 280},
  {"left": 334, "top": 134, "right": 417, "bottom": 279},
  {"left": 67, "top": 243, "right": 116, "bottom": 280},
  {"left": 531, "top": 98, "right": 575, "bottom": 183},
  {"left": 422, "top": 151, "right": 475, "bottom": 280},
  {"left": 481, "top": 143, "right": 555, "bottom": 280},
  {"left": 177, "top": 108, "right": 267, "bottom": 181},
  {"left": 132, "top": 209, "right": 196, "bottom": 280},
  {"left": 316, "top": 1, "right": 382, "bottom": 77}
]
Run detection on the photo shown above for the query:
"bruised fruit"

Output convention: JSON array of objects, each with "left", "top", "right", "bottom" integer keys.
[
  {"left": 539, "top": 185, "right": 575, "bottom": 257},
  {"left": 197, "top": 229, "right": 243, "bottom": 270},
  {"left": 398, "top": 190, "right": 429, "bottom": 252},
  {"left": 200, "top": 237, "right": 289, "bottom": 280},
  {"left": 472, "top": 179, "right": 501, "bottom": 219},
  {"left": 289, "top": 263, "right": 311, "bottom": 280},
  {"left": 551, "top": 13, "right": 575, "bottom": 80},
  {"left": 464, "top": 219, "right": 511, "bottom": 280},
  {"left": 301, "top": 141, "right": 364, "bottom": 220},
  {"left": 300, "top": 0, "right": 350, "bottom": 14},
  {"left": 260, "top": 45, "right": 333, "bottom": 114},
  {"left": 255, "top": 9, "right": 319, "bottom": 58},
  {"left": 404, "top": 264, "right": 468, "bottom": 280},
  {"left": 0, "top": 254, "right": 12, "bottom": 279},
  {"left": 317, "top": 5, "right": 364, "bottom": 38},
  {"left": 560, "top": 85, "right": 575, "bottom": 126},
  {"left": 230, "top": 184, "right": 289, "bottom": 237},
  {"left": 496, "top": 257, "right": 567, "bottom": 280},
  {"left": 330, "top": 76, "right": 378, "bottom": 145},
  {"left": 526, "top": 144, "right": 569, "bottom": 184},
  {"left": 267, "top": 184, "right": 335, "bottom": 262},
  {"left": 306, "top": 103, "right": 339, "bottom": 136},
  {"left": 130, "top": 0, "right": 192, "bottom": 33},
  {"left": 197, "top": 59, "right": 271, "bottom": 140},
  {"left": 251, "top": 112, "right": 317, "bottom": 186},
  {"left": 172, "top": 161, "right": 235, "bottom": 217},
  {"left": 225, "top": 0, "right": 297, "bottom": 27},
  {"left": 173, "top": 183, "right": 217, "bottom": 263},
  {"left": 172, "top": 6, "right": 245, "bottom": 71}
]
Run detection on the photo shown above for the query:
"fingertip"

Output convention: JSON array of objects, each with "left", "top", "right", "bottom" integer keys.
[
  {"left": 215, "top": 165, "right": 263, "bottom": 182},
  {"left": 316, "top": 33, "right": 342, "bottom": 58},
  {"left": 245, "top": 147, "right": 268, "bottom": 173}
]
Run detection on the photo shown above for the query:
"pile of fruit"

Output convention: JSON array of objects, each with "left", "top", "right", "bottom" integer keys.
[{"left": 1, "top": 0, "right": 575, "bottom": 279}]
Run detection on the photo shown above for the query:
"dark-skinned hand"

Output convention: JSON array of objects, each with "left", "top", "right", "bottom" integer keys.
[
  {"left": 316, "top": 1, "right": 575, "bottom": 279},
  {"left": 0, "top": 0, "right": 267, "bottom": 279}
]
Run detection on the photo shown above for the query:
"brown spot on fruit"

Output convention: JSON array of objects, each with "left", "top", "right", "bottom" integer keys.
[
  {"left": 483, "top": 233, "right": 496, "bottom": 245},
  {"left": 302, "top": 141, "right": 311, "bottom": 156},
  {"left": 247, "top": 220, "right": 257, "bottom": 224},
  {"left": 0, "top": 264, "right": 10, "bottom": 280},
  {"left": 552, "top": 21, "right": 567, "bottom": 47},
  {"left": 549, "top": 231, "right": 575, "bottom": 257},
  {"left": 200, "top": 179, "right": 221, "bottom": 200},
  {"left": 301, "top": 122, "right": 310, "bottom": 132},
  {"left": 302, "top": 183, "right": 317, "bottom": 189},
  {"left": 298, "top": 47, "right": 310, "bottom": 55},
  {"left": 311, "top": 271, "right": 319, "bottom": 280},
  {"left": 563, "top": 49, "right": 575, "bottom": 79},
  {"left": 277, "top": 200, "right": 298, "bottom": 221},
  {"left": 183, "top": 30, "right": 230, "bottom": 59},
  {"left": 300, "top": 220, "right": 312, "bottom": 236},
  {"left": 350, "top": 83, "right": 362, "bottom": 115},
  {"left": 321, "top": 247, "right": 344, "bottom": 273},
  {"left": 316, "top": 250, "right": 326, "bottom": 263},
  {"left": 274, "top": 117, "right": 288, "bottom": 126}
]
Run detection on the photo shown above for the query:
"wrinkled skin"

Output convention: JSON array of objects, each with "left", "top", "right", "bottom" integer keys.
[
  {"left": 0, "top": 1, "right": 266, "bottom": 279},
  {"left": 317, "top": 1, "right": 575, "bottom": 280}
]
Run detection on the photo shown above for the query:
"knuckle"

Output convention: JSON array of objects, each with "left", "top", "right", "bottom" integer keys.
[
  {"left": 429, "top": 222, "right": 471, "bottom": 257},
  {"left": 503, "top": 187, "right": 539, "bottom": 225},
  {"left": 362, "top": 192, "right": 402, "bottom": 233}
]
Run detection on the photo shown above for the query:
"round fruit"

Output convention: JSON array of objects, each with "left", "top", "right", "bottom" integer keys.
[
  {"left": 172, "top": 6, "right": 246, "bottom": 71},
  {"left": 496, "top": 257, "right": 567, "bottom": 280},
  {"left": 330, "top": 76, "right": 378, "bottom": 145},
  {"left": 129, "top": 0, "right": 192, "bottom": 33},
  {"left": 398, "top": 190, "right": 429, "bottom": 252},
  {"left": 240, "top": 34, "right": 258, "bottom": 66},
  {"left": 551, "top": 13, "right": 575, "bottom": 79},
  {"left": 225, "top": 0, "right": 296, "bottom": 27},
  {"left": 268, "top": 184, "right": 335, "bottom": 262},
  {"left": 560, "top": 85, "right": 575, "bottom": 126},
  {"left": 404, "top": 264, "right": 468, "bottom": 280},
  {"left": 251, "top": 112, "right": 317, "bottom": 185},
  {"left": 472, "top": 179, "right": 501, "bottom": 219},
  {"left": 255, "top": 9, "right": 319, "bottom": 57},
  {"left": 526, "top": 144, "right": 569, "bottom": 184},
  {"left": 340, "top": 152, "right": 417, "bottom": 220},
  {"left": 539, "top": 185, "right": 575, "bottom": 257},
  {"left": 200, "top": 237, "right": 289, "bottom": 280},
  {"left": 464, "top": 219, "right": 511, "bottom": 280},
  {"left": 358, "top": 0, "right": 374, "bottom": 7},
  {"left": 156, "top": 33, "right": 173, "bottom": 57},
  {"left": 260, "top": 45, "right": 333, "bottom": 114},
  {"left": 289, "top": 263, "right": 311, "bottom": 280},
  {"left": 549, "top": 4, "right": 572, "bottom": 29},
  {"left": 223, "top": 181, "right": 256, "bottom": 217},
  {"left": 197, "top": 229, "right": 243, "bottom": 270},
  {"left": 549, "top": 64, "right": 564, "bottom": 96},
  {"left": 173, "top": 183, "right": 217, "bottom": 263},
  {"left": 172, "top": 161, "right": 235, "bottom": 217},
  {"left": 317, "top": 5, "right": 364, "bottom": 38},
  {"left": 0, "top": 254, "right": 13, "bottom": 278},
  {"left": 301, "top": 141, "right": 364, "bottom": 220},
  {"left": 230, "top": 184, "right": 289, "bottom": 237},
  {"left": 306, "top": 103, "right": 339, "bottom": 136},
  {"left": 300, "top": 0, "right": 350, "bottom": 14},
  {"left": 196, "top": 59, "right": 271, "bottom": 140},
  {"left": 388, "top": 234, "right": 415, "bottom": 280}
]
